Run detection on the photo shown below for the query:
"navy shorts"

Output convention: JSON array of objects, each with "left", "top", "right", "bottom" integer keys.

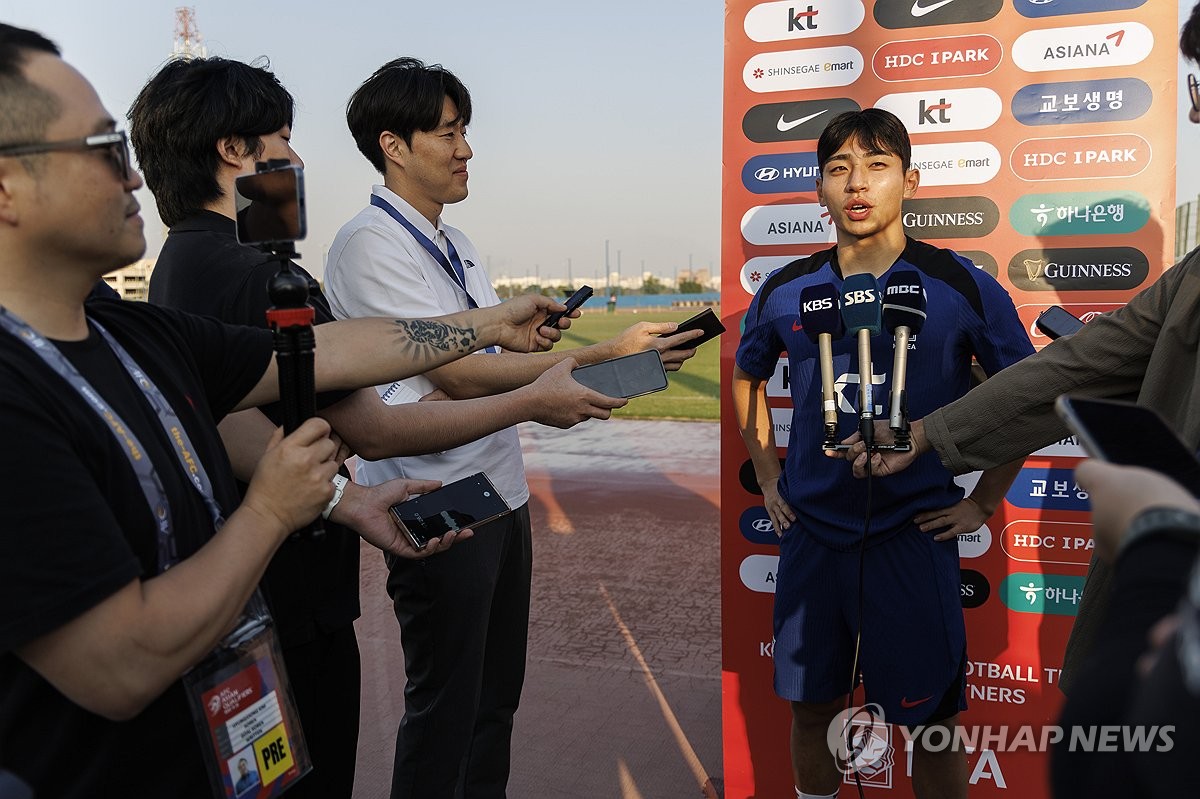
[{"left": 772, "top": 525, "right": 967, "bottom": 727}]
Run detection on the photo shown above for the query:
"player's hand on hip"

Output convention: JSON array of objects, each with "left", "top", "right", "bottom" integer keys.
[
  {"left": 914, "top": 497, "right": 988, "bottom": 542},
  {"left": 761, "top": 478, "right": 796, "bottom": 536}
]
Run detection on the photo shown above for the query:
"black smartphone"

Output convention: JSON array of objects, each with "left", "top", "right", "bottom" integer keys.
[
  {"left": 661, "top": 307, "right": 726, "bottom": 348},
  {"left": 388, "top": 472, "right": 511, "bottom": 550},
  {"left": 1035, "top": 306, "right": 1085, "bottom": 340},
  {"left": 234, "top": 164, "right": 306, "bottom": 244},
  {"left": 571, "top": 349, "right": 668, "bottom": 399},
  {"left": 542, "top": 285, "right": 594, "bottom": 329},
  {"left": 1055, "top": 396, "right": 1200, "bottom": 496}
]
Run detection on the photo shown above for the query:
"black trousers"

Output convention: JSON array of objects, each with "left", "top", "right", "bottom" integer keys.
[
  {"left": 387, "top": 503, "right": 533, "bottom": 799},
  {"left": 283, "top": 625, "right": 362, "bottom": 799}
]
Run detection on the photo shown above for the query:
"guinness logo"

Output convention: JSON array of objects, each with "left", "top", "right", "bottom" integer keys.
[{"left": 1009, "top": 247, "right": 1149, "bottom": 292}]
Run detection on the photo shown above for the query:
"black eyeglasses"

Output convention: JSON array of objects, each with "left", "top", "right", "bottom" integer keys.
[
  {"left": 0, "top": 130, "right": 131, "bottom": 181},
  {"left": 1190, "top": 74, "right": 1200, "bottom": 115}
]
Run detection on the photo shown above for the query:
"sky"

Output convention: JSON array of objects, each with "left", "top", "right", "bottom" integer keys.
[
  {"left": 3, "top": 1, "right": 1197, "bottom": 283},
  {"left": 2, "top": 0, "right": 723, "bottom": 285}
]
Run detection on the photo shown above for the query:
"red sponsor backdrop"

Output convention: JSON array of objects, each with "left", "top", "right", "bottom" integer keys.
[{"left": 720, "top": 1, "right": 1178, "bottom": 796}]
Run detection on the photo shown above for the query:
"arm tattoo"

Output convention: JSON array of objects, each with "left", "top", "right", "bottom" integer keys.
[{"left": 393, "top": 319, "right": 478, "bottom": 361}]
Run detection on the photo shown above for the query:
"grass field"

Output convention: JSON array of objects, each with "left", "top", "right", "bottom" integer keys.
[{"left": 555, "top": 309, "right": 721, "bottom": 421}]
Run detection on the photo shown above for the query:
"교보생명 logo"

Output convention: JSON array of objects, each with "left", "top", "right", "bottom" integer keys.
[
  {"left": 743, "top": 98, "right": 862, "bottom": 143},
  {"left": 744, "top": 0, "right": 866, "bottom": 43},
  {"left": 900, "top": 196, "right": 999, "bottom": 239},
  {"left": 1011, "top": 78, "right": 1153, "bottom": 126},
  {"left": 1014, "top": 0, "right": 1148, "bottom": 18},
  {"left": 1008, "top": 247, "right": 1149, "bottom": 293},
  {"left": 874, "top": 0, "right": 1001, "bottom": 29}
]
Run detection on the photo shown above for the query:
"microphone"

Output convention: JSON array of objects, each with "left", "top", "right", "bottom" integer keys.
[
  {"left": 798, "top": 284, "right": 844, "bottom": 446},
  {"left": 882, "top": 272, "right": 927, "bottom": 439},
  {"left": 839, "top": 273, "right": 882, "bottom": 449}
]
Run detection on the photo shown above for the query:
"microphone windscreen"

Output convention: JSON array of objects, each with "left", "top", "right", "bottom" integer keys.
[
  {"left": 798, "top": 283, "right": 843, "bottom": 342},
  {"left": 882, "top": 271, "right": 928, "bottom": 334},
  {"left": 839, "top": 273, "right": 882, "bottom": 335}
]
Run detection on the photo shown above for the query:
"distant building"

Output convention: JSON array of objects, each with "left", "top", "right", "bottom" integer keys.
[
  {"left": 1178, "top": 197, "right": 1200, "bottom": 260},
  {"left": 103, "top": 259, "right": 155, "bottom": 301},
  {"left": 677, "top": 267, "right": 717, "bottom": 290}
]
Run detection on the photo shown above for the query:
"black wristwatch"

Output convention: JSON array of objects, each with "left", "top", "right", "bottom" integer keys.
[{"left": 1117, "top": 507, "right": 1200, "bottom": 559}]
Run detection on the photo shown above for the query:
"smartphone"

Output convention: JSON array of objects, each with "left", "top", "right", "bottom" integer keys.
[
  {"left": 1035, "top": 306, "right": 1085, "bottom": 340},
  {"left": 234, "top": 163, "right": 307, "bottom": 244},
  {"left": 661, "top": 307, "right": 726, "bottom": 348},
  {"left": 1055, "top": 396, "right": 1200, "bottom": 496},
  {"left": 542, "top": 285, "right": 594, "bottom": 329},
  {"left": 571, "top": 349, "right": 668, "bottom": 399},
  {"left": 388, "top": 472, "right": 512, "bottom": 550}
]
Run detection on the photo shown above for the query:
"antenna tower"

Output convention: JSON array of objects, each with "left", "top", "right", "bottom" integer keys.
[{"left": 172, "top": 7, "right": 207, "bottom": 59}]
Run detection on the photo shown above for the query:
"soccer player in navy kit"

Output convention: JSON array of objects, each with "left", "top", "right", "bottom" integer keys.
[{"left": 732, "top": 109, "right": 1033, "bottom": 799}]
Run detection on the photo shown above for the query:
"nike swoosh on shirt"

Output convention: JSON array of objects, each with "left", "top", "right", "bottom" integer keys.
[
  {"left": 777, "top": 109, "right": 827, "bottom": 132},
  {"left": 911, "top": 0, "right": 958, "bottom": 17},
  {"left": 792, "top": 320, "right": 804, "bottom": 332},
  {"left": 900, "top": 695, "right": 933, "bottom": 708}
]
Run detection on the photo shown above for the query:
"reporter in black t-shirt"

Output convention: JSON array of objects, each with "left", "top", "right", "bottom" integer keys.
[{"left": 0, "top": 26, "right": 582, "bottom": 799}]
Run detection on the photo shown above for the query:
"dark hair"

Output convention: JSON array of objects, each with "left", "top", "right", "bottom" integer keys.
[
  {"left": 1183, "top": 1, "right": 1200, "bottom": 62},
  {"left": 128, "top": 57, "right": 294, "bottom": 227},
  {"left": 0, "top": 24, "right": 61, "bottom": 150},
  {"left": 346, "top": 57, "right": 471, "bottom": 175},
  {"left": 817, "top": 108, "right": 912, "bottom": 172}
]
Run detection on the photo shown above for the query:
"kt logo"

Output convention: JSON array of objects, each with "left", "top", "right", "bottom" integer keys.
[
  {"left": 834, "top": 370, "right": 885, "bottom": 415},
  {"left": 918, "top": 98, "right": 951, "bottom": 125},
  {"left": 789, "top": 5, "right": 818, "bottom": 31}
]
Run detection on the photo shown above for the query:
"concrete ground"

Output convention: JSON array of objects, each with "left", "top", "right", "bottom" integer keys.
[{"left": 353, "top": 419, "right": 723, "bottom": 799}]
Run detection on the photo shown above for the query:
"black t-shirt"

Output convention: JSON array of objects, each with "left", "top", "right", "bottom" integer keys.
[
  {"left": 0, "top": 297, "right": 273, "bottom": 798},
  {"left": 150, "top": 211, "right": 360, "bottom": 647}
]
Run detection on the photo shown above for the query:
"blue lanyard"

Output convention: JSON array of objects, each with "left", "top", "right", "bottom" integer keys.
[
  {"left": 0, "top": 306, "right": 225, "bottom": 573},
  {"left": 370, "top": 194, "right": 480, "bottom": 309}
]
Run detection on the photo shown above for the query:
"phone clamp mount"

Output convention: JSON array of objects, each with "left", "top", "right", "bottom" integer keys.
[
  {"left": 255, "top": 159, "right": 323, "bottom": 538},
  {"left": 820, "top": 410, "right": 912, "bottom": 453}
]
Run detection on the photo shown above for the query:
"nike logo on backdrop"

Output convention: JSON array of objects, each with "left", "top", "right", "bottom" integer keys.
[
  {"left": 900, "top": 695, "right": 933, "bottom": 708},
  {"left": 911, "top": 0, "right": 958, "bottom": 17},
  {"left": 777, "top": 109, "right": 827, "bottom": 132}
]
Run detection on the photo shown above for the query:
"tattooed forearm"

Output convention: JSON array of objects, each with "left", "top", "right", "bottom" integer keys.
[{"left": 393, "top": 319, "right": 478, "bottom": 360}]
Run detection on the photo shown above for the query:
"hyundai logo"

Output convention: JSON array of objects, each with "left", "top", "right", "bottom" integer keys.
[
  {"left": 752, "top": 518, "right": 775, "bottom": 533},
  {"left": 755, "top": 167, "right": 781, "bottom": 181}
]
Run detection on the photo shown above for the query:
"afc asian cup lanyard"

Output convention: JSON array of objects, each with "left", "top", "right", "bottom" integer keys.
[{"left": 0, "top": 306, "right": 225, "bottom": 573}]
